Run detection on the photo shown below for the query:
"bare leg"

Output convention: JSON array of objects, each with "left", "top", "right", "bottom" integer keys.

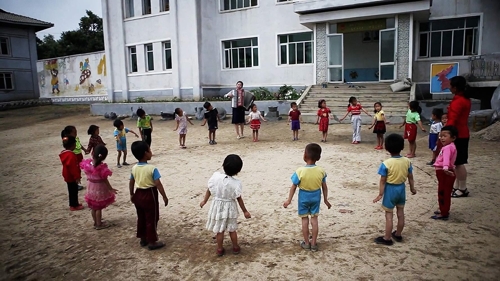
[
  {"left": 454, "top": 164, "right": 468, "bottom": 193},
  {"left": 229, "top": 231, "right": 239, "bottom": 249},
  {"left": 182, "top": 135, "right": 186, "bottom": 146},
  {"left": 216, "top": 232, "right": 224, "bottom": 251},
  {"left": 91, "top": 209, "right": 97, "bottom": 226},
  {"left": 234, "top": 125, "right": 240, "bottom": 137},
  {"left": 95, "top": 210, "right": 103, "bottom": 226},
  {"left": 240, "top": 124, "right": 244, "bottom": 137},
  {"left": 310, "top": 216, "right": 319, "bottom": 246},
  {"left": 178, "top": 135, "right": 182, "bottom": 146},
  {"left": 123, "top": 151, "right": 127, "bottom": 163},
  {"left": 395, "top": 206, "right": 404, "bottom": 236},
  {"left": 384, "top": 211, "right": 394, "bottom": 240},
  {"left": 301, "top": 217, "right": 310, "bottom": 245},
  {"left": 255, "top": 130, "right": 259, "bottom": 141},
  {"left": 213, "top": 130, "right": 216, "bottom": 143},
  {"left": 117, "top": 151, "right": 122, "bottom": 165}
]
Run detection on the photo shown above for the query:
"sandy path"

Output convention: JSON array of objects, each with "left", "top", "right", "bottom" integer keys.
[{"left": 0, "top": 106, "right": 499, "bottom": 280}]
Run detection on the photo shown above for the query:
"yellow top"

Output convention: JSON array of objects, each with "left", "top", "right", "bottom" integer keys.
[
  {"left": 291, "top": 165, "right": 327, "bottom": 191},
  {"left": 374, "top": 110, "right": 385, "bottom": 121},
  {"left": 131, "top": 163, "right": 160, "bottom": 189},
  {"left": 378, "top": 156, "right": 413, "bottom": 185}
]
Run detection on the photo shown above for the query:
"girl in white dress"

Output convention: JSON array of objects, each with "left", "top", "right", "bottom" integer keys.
[{"left": 200, "top": 154, "right": 251, "bottom": 256}]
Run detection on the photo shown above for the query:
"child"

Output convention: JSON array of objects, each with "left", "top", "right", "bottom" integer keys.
[
  {"left": 173, "top": 107, "right": 194, "bottom": 149},
  {"left": 432, "top": 126, "right": 458, "bottom": 220},
  {"left": 129, "top": 141, "right": 169, "bottom": 250},
  {"left": 86, "top": 125, "right": 106, "bottom": 156},
  {"left": 427, "top": 108, "right": 444, "bottom": 165},
  {"left": 368, "top": 102, "right": 386, "bottom": 150},
  {"left": 201, "top": 102, "right": 221, "bottom": 145},
  {"left": 399, "top": 101, "right": 426, "bottom": 158},
  {"left": 137, "top": 108, "right": 153, "bottom": 148},
  {"left": 114, "top": 119, "right": 139, "bottom": 168},
  {"left": 80, "top": 145, "right": 118, "bottom": 229},
  {"left": 339, "top": 96, "right": 372, "bottom": 144},
  {"left": 59, "top": 135, "right": 84, "bottom": 211},
  {"left": 373, "top": 133, "right": 416, "bottom": 245},
  {"left": 246, "top": 104, "right": 267, "bottom": 142},
  {"left": 61, "top": 126, "right": 87, "bottom": 190},
  {"left": 200, "top": 154, "right": 251, "bottom": 256},
  {"left": 288, "top": 102, "right": 302, "bottom": 141},
  {"left": 283, "top": 143, "right": 332, "bottom": 251},
  {"left": 315, "top": 99, "right": 331, "bottom": 142}
]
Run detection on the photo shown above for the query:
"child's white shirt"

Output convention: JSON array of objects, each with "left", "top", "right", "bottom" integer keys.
[
  {"left": 249, "top": 111, "right": 261, "bottom": 120},
  {"left": 430, "top": 121, "right": 443, "bottom": 134}
]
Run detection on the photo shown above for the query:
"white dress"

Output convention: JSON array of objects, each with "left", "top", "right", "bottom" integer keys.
[{"left": 206, "top": 172, "right": 242, "bottom": 233}]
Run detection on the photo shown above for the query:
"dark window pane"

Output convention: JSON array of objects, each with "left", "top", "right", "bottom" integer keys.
[
  {"left": 473, "top": 28, "right": 479, "bottom": 54},
  {"left": 225, "top": 50, "right": 230, "bottom": 68},
  {"left": 223, "top": 0, "right": 229, "bottom": 10},
  {"left": 419, "top": 33, "right": 428, "bottom": 57},
  {"left": 160, "top": 0, "right": 169, "bottom": 12},
  {"left": 5, "top": 74, "right": 12, "bottom": 89},
  {"left": 164, "top": 41, "right": 171, "bottom": 49},
  {"left": 130, "top": 47, "right": 136, "bottom": 53},
  {"left": 441, "top": 31, "right": 452, "bottom": 56},
  {"left": 297, "top": 43, "right": 304, "bottom": 64},
  {"left": 289, "top": 32, "right": 313, "bottom": 42},
  {"left": 165, "top": 50, "right": 172, "bottom": 69},
  {"left": 0, "top": 40, "right": 8, "bottom": 55},
  {"left": 305, "top": 42, "right": 313, "bottom": 63},
  {"left": 147, "top": 53, "right": 154, "bottom": 71},
  {"left": 224, "top": 41, "right": 231, "bottom": 48},
  {"left": 419, "top": 22, "right": 430, "bottom": 32},
  {"left": 143, "top": 0, "right": 151, "bottom": 15},
  {"left": 289, "top": 44, "right": 296, "bottom": 64},
  {"left": 232, "top": 49, "right": 238, "bottom": 68},
  {"left": 452, "top": 29, "right": 464, "bottom": 56},
  {"left": 280, "top": 45, "right": 287, "bottom": 64},
  {"left": 252, "top": 38, "right": 258, "bottom": 46},
  {"left": 245, "top": 47, "right": 252, "bottom": 67},
  {"left": 244, "top": 0, "right": 250, "bottom": 6},
  {"left": 465, "top": 29, "right": 474, "bottom": 55},
  {"left": 0, "top": 75, "right": 5, "bottom": 89},
  {"left": 237, "top": 0, "right": 243, "bottom": 8},
  {"left": 386, "top": 17, "right": 395, "bottom": 28},
  {"left": 253, "top": 48, "right": 258, "bottom": 66},
  {"left": 466, "top": 16, "right": 479, "bottom": 28},
  {"left": 279, "top": 35, "right": 287, "bottom": 44},
  {"left": 430, "top": 32, "right": 441, "bottom": 57},
  {"left": 233, "top": 39, "right": 252, "bottom": 47},
  {"left": 230, "top": 0, "right": 236, "bottom": 9},
  {"left": 239, "top": 48, "right": 245, "bottom": 67},
  {"left": 131, "top": 54, "right": 138, "bottom": 72},
  {"left": 251, "top": 0, "right": 257, "bottom": 6},
  {"left": 432, "top": 18, "right": 464, "bottom": 31}
]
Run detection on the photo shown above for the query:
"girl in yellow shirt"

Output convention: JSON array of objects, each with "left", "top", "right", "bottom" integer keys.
[{"left": 368, "top": 102, "right": 387, "bottom": 150}]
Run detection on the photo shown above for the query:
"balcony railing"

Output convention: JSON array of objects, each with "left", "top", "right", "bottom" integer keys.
[{"left": 466, "top": 54, "right": 500, "bottom": 82}]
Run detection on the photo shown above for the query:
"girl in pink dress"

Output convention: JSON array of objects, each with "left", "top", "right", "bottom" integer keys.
[{"left": 80, "top": 145, "right": 117, "bottom": 230}]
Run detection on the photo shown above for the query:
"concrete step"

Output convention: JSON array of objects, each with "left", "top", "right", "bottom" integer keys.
[
  {"left": 307, "top": 91, "right": 410, "bottom": 96},
  {"left": 300, "top": 98, "right": 409, "bottom": 105},
  {"left": 299, "top": 112, "right": 406, "bottom": 125}
]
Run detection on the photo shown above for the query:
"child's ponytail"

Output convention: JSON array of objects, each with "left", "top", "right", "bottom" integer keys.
[{"left": 92, "top": 145, "right": 108, "bottom": 167}]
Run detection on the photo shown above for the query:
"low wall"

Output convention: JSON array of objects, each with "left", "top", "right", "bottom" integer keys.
[
  {"left": 419, "top": 99, "right": 481, "bottom": 122},
  {"left": 90, "top": 100, "right": 293, "bottom": 116}
]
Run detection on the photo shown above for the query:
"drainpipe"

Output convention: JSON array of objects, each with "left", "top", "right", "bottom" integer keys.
[
  {"left": 171, "top": 0, "right": 181, "bottom": 98},
  {"left": 102, "top": 0, "right": 115, "bottom": 102}
]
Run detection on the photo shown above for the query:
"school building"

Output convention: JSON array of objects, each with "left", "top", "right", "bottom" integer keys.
[{"left": 101, "top": 0, "right": 500, "bottom": 102}]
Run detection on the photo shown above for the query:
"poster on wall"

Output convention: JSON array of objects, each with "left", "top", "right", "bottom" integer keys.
[{"left": 430, "top": 62, "right": 459, "bottom": 94}]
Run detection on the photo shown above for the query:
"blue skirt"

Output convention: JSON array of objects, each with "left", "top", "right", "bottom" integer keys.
[{"left": 429, "top": 133, "right": 439, "bottom": 150}]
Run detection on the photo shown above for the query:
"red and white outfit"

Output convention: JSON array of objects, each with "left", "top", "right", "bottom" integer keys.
[
  {"left": 317, "top": 107, "right": 331, "bottom": 132},
  {"left": 347, "top": 103, "right": 363, "bottom": 142},
  {"left": 80, "top": 159, "right": 116, "bottom": 211},
  {"left": 248, "top": 111, "right": 262, "bottom": 130},
  {"left": 433, "top": 142, "right": 457, "bottom": 217}
]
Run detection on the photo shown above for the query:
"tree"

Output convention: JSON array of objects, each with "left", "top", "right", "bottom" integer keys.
[{"left": 36, "top": 10, "right": 104, "bottom": 59}]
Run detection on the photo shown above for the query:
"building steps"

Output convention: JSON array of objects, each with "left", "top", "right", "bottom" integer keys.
[{"left": 299, "top": 84, "right": 410, "bottom": 125}]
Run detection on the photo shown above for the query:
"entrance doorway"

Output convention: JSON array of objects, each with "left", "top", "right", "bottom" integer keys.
[{"left": 327, "top": 18, "right": 396, "bottom": 83}]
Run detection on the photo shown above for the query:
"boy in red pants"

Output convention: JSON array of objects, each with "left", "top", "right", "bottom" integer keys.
[{"left": 432, "top": 126, "right": 458, "bottom": 220}]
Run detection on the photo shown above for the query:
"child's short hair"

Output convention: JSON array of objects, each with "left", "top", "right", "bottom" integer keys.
[
  {"left": 290, "top": 102, "right": 297, "bottom": 108},
  {"left": 317, "top": 99, "right": 325, "bottom": 108},
  {"left": 373, "top": 102, "right": 382, "bottom": 113},
  {"left": 250, "top": 104, "right": 257, "bottom": 110},
  {"left": 87, "top": 125, "right": 99, "bottom": 135},
  {"left": 113, "top": 119, "right": 124, "bottom": 128},
  {"left": 61, "top": 125, "right": 76, "bottom": 138},
  {"left": 237, "top": 80, "right": 244, "bottom": 86},
  {"left": 441, "top": 125, "right": 458, "bottom": 138},
  {"left": 384, "top": 134, "right": 404, "bottom": 154},
  {"left": 174, "top": 108, "right": 182, "bottom": 115},
  {"left": 203, "top": 102, "right": 212, "bottom": 110},
  {"left": 93, "top": 144, "right": 108, "bottom": 166},
  {"left": 348, "top": 96, "right": 357, "bottom": 107},
  {"left": 223, "top": 154, "right": 243, "bottom": 176},
  {"left": 131, "top": 141, "right": 149, "bottom": 160},
  {"left": 305, "top": 143, "right": 322, "bottom": 161},
  {"left": 409, "top": 101, "right": 422, "bottom": 115},
  {"left": 62, "top": 135, "right": 76, "bottom": 150},
  {"left": 431, "top": 108, "right": 444, "bottom": 120},
  {"left": 136, "top": 108, "right": 146, "bottom": 117}
]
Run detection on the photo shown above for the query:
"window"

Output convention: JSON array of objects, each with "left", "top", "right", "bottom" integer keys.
[
  {"left": 124, "top": 0, "right": 134, "bottom": 18},
  {"left": 419, "top": 16, "right": 480, "bottom": 58},
  {"left": 129, "top": 47, "right": 138, "bottom": 73},
  {"left": 277, "top": 0, "right": 293, "bottom": 2},
  {"left": 145, "top": 44, "right": 154, "bottom": 71},
  {"left": 163, "top": 41, "right": 172, "bottom": 70},
  {"left": 223, "top": 38, "right": 259, "bottom": 69},
  {"left": 278, "top": 32, "right": 313, "bottom": 65},
  {"left": 0, "top": 73, "right": 14, "bottom": 90},
  {"left": 221, "top": 0, "right": 258, "bottom": 11},
  {"left": 0, "top": 37, "right": 10, "bottom": 55},
  {"left": 160, "top": 0, "right": 169, "bottom": 12},
  {"left": 142, "top": 0, "right": 151, "bottom": 15}
]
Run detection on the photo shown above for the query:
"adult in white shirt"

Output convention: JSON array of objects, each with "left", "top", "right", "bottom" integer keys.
[{"left": 224, "top": 81, "right": 247, "bottom": 139}]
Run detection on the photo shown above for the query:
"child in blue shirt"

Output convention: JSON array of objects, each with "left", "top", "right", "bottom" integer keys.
[{"left": 113, "top": 120, "right": 139, "bottom": 168}]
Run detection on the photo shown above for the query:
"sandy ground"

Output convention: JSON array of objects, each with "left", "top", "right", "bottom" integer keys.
[{"left": 0, "top": 105, "right": 499, "bottom": 281}]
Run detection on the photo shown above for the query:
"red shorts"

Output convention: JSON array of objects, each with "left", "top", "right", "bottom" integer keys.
[{"left": 404, "top": 123, "right": 417, "bottom": 142}]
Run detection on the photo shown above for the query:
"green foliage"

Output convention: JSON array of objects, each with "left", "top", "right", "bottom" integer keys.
[
  {"left": 277, "top": 84, "right": 301, "bottom": 100},
  {"left": 250, "top": 87, "right": 275, "bottom": 100},
  {"left": 37, "top": 10, "right": 104, "bottom": 59},
  {"left": 134, "top": 97, "right": 146, "bottom": 103}
]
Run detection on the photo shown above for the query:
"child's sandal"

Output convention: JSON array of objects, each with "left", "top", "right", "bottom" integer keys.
[
  {"left": 216, "top": 248, "right": 225, "bottom": 256},
  {"left": 232, "top": 246, "right": 241, "bottom": 255}
]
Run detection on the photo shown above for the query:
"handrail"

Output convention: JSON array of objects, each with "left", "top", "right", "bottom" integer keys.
[{"left": 296, "top": 85, "right": 312, "bottom": 106}]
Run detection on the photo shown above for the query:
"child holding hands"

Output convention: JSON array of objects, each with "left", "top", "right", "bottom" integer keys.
[{"left": 283, "top": 143, "right": 331, "bottom": 252}]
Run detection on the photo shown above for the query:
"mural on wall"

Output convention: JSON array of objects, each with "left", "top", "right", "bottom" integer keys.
[
  {"left": 430, "top": 62, "right": 459, "bottom": 94},
  {"left": 37, "top": 51, "right": 107, "bottom": 98}
]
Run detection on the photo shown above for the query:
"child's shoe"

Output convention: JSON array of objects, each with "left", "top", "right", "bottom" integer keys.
[
  {"left": 232, "top": 246, "right": 241, "bottom": 255},
  {"left": 78, "top": 185, "right": 84, "bottom": 190},
  {"left": 216, "top": 248, "right": 225, "bottom": 256},
  {"left": 70, "top": 204, "right": 84, "bottom": 211},
  {"left": 310, "top": 244, "right": 318, "bottom": 252},
  {"left": 374, "top": 236, "right": 393, "bottom": 245},
  {"left": 148, "top": 241, "right": 165, "bottom": 250},
  {"left": 122, "top": 162, "right": 130, "bottom": 166},
  {"left": 426, "top": 160, "right": 435, "bottom": 166},
  {"left": 117, "top": 164, "right": 122, "bottom": 168}
]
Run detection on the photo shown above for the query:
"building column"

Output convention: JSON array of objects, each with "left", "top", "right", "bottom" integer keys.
[
  {"left": 171, "top": 0, "right": 181, "bottom": 98},
  {"left": 101, "top": 0, "right": 115, "bottom": 102},
  {"left": 315, "top": 23, "right": 328, "bottom": 85},
  {"left": 397, "top": 13, "right": 411, "bottom": 80}
]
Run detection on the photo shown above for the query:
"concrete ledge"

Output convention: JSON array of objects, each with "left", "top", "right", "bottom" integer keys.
[
  {"left": 90, "top": 100, "right": 294, "bottom": 116},
  {"left": 0, "top": 98, "right": 52, "bottom": 111}
]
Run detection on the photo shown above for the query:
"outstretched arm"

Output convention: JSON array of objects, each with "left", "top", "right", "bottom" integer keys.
[
  {"left": 187, "top": 116, "right": 194, "bottom": 125},
  {"left": 368, "top": 116, "right": 376, "bottom": 129},
  {"left": 417, "top": 120, "right": 426, "bottom": 131},
  {"left": 362, "top": 108, "right": 371, "bottom": 116},
  {"left": 339, "top": 111, "right": 349, "bottom": 122},
  {"left": 128, "top": 129, "right": 140, "bottom": 138}
]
